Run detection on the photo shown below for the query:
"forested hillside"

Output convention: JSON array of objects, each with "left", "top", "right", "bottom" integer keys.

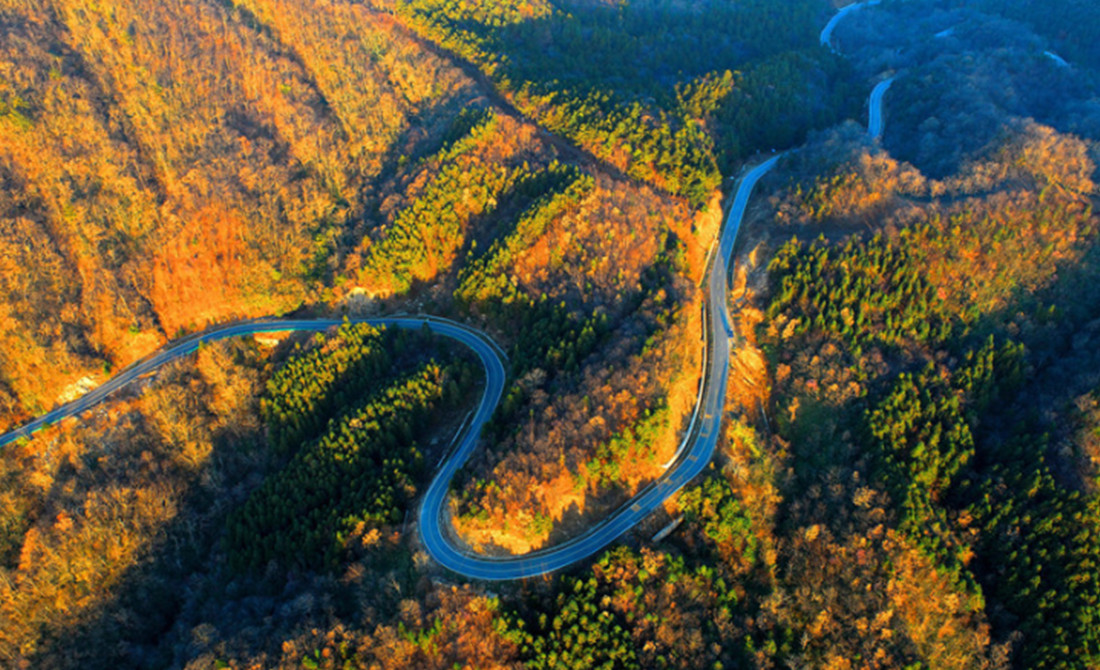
[
  {"left": 743, "top": 120, "right": 1100, "bottom": 666},
  {"left": 378, "top": 0, "right": 858, "bottom": 205},
  {"left": 0, "top": 326, "right": 485, "bottom": 666},
  {"left": 835, "top": 0, "right": 1100, "bottom": 177},
  {"left": 0, "top": 0, "right": 476, "bottom": 426},
  {"left": 726, "top": 4, "right": 1100, "bottom": 656},
  {"left": 971, "top": 0, "right": 1100, "bottom": 70},
  {"left": 5, "top": 0, "right": 1100, "bottom": 668},
  {"left": 0, "top": 0, "right": 861, "bottom": 553}
]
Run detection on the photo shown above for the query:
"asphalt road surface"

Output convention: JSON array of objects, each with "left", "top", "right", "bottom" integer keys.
[
  {"left": 820, "top": 0, "right": 881, "bottom": 51},
  {"left": 869, "top": 77, "right": 895, "bottom": 140},
  {"left": 0, "top": 316, "right": 506, "bottom": 450}
]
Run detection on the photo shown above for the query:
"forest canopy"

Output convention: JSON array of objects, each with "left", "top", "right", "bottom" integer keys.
[{"left": 2, "top": 0, "right": 1100, "bottom": 669}]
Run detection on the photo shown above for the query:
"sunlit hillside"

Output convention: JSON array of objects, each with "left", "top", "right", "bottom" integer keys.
[{"left": 1, "top": 0, "right": 1100, "bottom": 668}]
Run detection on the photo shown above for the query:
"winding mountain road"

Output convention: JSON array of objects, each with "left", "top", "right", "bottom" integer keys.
[
  {"left": 418, "top": 153, "right": 785, "bottom": 580},
  {"left": 0, "top": 316, "right": 507, "bottom": 450},
  {"left": 0, "top": 2, "right": 886, "bottom": 581},
  {"left": 869, "top": 77, "right": 895, "bottom": 140},
  {"left": 0, "top": 152, "right": 781, "bottom": 580},
  {"left": 0, "top": 149, "right": 782, "bottom": 580},
  {"left": 820, "top": 0, "right": 881, "bottom": 51}
]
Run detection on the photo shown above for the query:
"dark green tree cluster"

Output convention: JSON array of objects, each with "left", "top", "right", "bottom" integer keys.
[
  {"left": 455, "top": 162, "right": 595, "bottom": 310},
  {"left": 260, "top": 323, "right": 392, "bottom": 455},
  {"left": 709, "top": 51, "right": 859, "bottom": 173},
  {"left": 583, "top": 406, "right": 669, "bottom": 489},
  {"left": 509, "top": 575, "right": 640, "bottom": 670},
  {"left": 504, "top": 546, "right": 746, "bottom": 670},
  {"left": 499, "top": 0, "right": 823, "bottom": 94},
  {"left": 392, "top": 0, "right": 856, "bottom": 207},
  {"left": 523, "top": 86, "right": 720, "bottom": 207},
  {"left": 869, "top": 367, "right": 975, "bottom": 506},
  {"left": 227, "top": 358, "right": 470, "bottom": 572},
  {"left": 361, "top": 111, "right": 519, "bottom": 292},
  {"left": 507, "top": 300, "right": 612, "bottom": 382},
  {"left": 228, "top": 364, "right": 437, "bottom": 571},
  {"left": 766, "top": 234, "right": 954, "bottom": 354},
  {"left": 953, "top": 336, "right": 1027, "bottom": 418},
  {"left": 677, "top": 475, "right": 758, "bottom": 564},
  {"left": 970, "top": 434, "right": 1100, "bottom": 669},
  {"left": 437, "top": 105, "right": 495, "bottom": 154},
  {"left": 865, "top": 363, "right": 979, "bottom": 590},
  {"left": 394, "top": 0, "right": 541, "bottom": 34}
]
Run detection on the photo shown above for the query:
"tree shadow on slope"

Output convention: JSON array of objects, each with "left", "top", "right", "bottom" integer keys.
[
  {"left": 496, "top": 0, "right": 823, "bottom": 101},
  {"left": 394, "top": 0, "right": 862, "bottom": 198},
  {"left": 832, "top": 0, "right": 1100, "bottom": 180},
  {"left": 17, "top": 331, "right": 483, "bottom": 668},
  {"left": 882, "top": 46, "right": 1100, "bottom": 179}
]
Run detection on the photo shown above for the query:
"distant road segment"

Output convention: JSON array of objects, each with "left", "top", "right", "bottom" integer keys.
[
  {"left": 820, "top": 0, "right": 881, "bottom": 50},
  {"left": 869, "top": 77, "right": 895, "bottom": 140}
]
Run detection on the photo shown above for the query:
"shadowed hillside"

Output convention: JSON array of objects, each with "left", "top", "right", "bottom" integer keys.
[{"left": 8, "top": 1, "right": 1100, "bottom": 669}]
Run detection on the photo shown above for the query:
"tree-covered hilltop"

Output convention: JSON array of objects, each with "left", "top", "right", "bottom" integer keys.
[
  {"left": 0, "top": 0, "right": 758, "bottom": 555},
  {"left": 379, "top": 0, "right": 859, "bottom": 206},
  {"left": 835, "top": 0, "right": 1100, "bottom": 177},
  {"left": 3, "top": 0, "right": 1100, "bottom": 669},
  {"left": 0, "top": 0, "right": 477, "bottom": 426},
  {"left": 751, "top": 109, "right": 1100, "bottom": 670}
]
